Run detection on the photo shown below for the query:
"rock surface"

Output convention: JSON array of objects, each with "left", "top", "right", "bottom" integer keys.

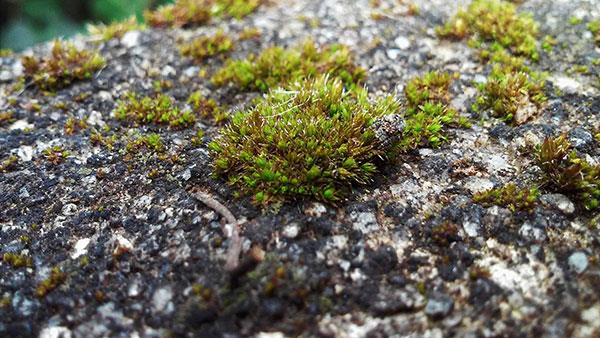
[{"left": 1, "top": 0, "right": 599, "bottom": 337}]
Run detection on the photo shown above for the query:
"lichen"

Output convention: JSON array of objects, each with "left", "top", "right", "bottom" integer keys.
[
  {"left": 209, "top": 75, "right": 399, "bottom": 204},
  {"left": 21, "top": 40, "right": 105, "bottom": 91},
  {"left": 211, "top": 40, "right": 365, "bottom": 92},
  {"left": 473, "top": 183, "right": 540, "bottom": 212}
]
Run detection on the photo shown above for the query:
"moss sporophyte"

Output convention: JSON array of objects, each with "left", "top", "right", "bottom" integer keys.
[{"left": 209, "top": 75, "right": 401, "bottom": 204}]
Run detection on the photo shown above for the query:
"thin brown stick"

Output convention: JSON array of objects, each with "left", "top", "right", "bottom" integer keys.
[{"left": 190, "top": 189, "right": 244, "bottom": 271}]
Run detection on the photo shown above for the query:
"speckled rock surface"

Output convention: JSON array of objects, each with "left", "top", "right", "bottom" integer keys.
[{"left": 1, "top": 0, "right": 600, "bottom": 337}]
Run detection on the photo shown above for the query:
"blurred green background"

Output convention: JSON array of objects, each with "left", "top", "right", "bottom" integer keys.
[{"left": 0, "top": 0, "right": 173, "bottom": 51}]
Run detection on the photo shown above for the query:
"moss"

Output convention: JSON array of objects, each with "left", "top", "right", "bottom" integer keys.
[
  {"left": 472, "top": 65, "right": 546, "bottom": 125},
  {"left": 536, "top": 135, "right": 600, "bottom": 210},
  {"left": 2, "top": 252, "right": 33, "bottom": 268},
  {"left": 569, "top": 16, "right": 583, "bottom": 26},
  {"left": 0, "top": 111, "right": 15, "bottom": 127},
  {"left": 21, "top": 40, "right": 105, "bottom": 91},
  {"left": 180, "top": 30, "right": 234, "bottom": 62},
  {"left": 145, "top": 0, "right": 263, "bottom": 28},
  {"left": 125, "top": 133, "right": 165, "bottom": 154},
  {"left": 36, "top": 266, "right": 67, "bottom": 297},
  {"left": 43, "top": 146, "right": 70, "bottom": 165},
  {"left": 209, "top": 75, "right": 399, "bottom": 204},
  {"left": 212, "top": 40, "right": 365, "bottom": 92},
  {"left": 238, "top": 27, "right": 261, "bottom": 40},
  {"left": 473, "top": 183, "right": 540, "bottom": 212},
  {"left": 0, "top": 49, "right": 13, "bottom": 57},
  {"left": 0, "top": 155, "right": 19, "bottom": 173},
  {"left": 399, "top": 71, "right": 470, "bottom": 151},
  {"left": 90, "top": 128, "right": 118, "bottom": 151},
  {"left": 589, "top": 21, "right": 600, "bottom": 46},
  {"left": 431, "top": 222, "right": 460, "bottom": 247},
  {"left": 115, "top": 92, "right": 196, "bottom": 129},
  {"left": 64, "top": 116, "right": 88, "bottom": 135},
  {"left": 437, "top": 0, "right": 539, "bottom": 61},
  {"left": 87, "top": 16, "right": 145, "bottom": 42},
  {"left": 188, "top": 91, "right": 228, "bottom": 124}
]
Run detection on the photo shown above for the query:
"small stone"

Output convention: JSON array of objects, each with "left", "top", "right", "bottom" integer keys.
[
  {"left": 395, "top": 36, "right": 411, "bottom": 49},
  {"left": 71, "top": 238, "right": 91, "bottom": 259},
  {"left": 568, "top": 251, "right": 588, "bottom": 274},
  {"left": 550, "top": 76, "right": 581, "bottom": 95},
  {"left": 61, "top": 203, "right": 78, "bottom": 216},
  {"left": 425, "top": 292, "right": 454, "bottom": 319},
  {"left": 39, "top": 326, "right": 72, "bottom": 338},
  {"left": 17, "top": 145, "right": 34, "bottom": 162},
  {"left": 540, "top": 194, "right": 575, "bottom": 214},
  {"left": 371, "top": 288, "right": 425, "bottom": 316},
  {"left": 152, "top": 287, "right": 174, "bottom": 314},
  {"left": 9, "top": 119, "right": 34, "bottom": 131},
  {"left": 567, "top": 128, "right": 594, "bottom": 152},
  {"left": 350, "top": 211, "right": 379, "bottom": 234},
  {"left": 464, "top": 177, "right": 494, "bottom": 194},
  {"left": 282, "top": 223, "right": 300, "bottom": 238},
  {"left": 370, "top": 114, "right": 405, "bottom": 150},
  {"left": 121, "top": 31, "right": 141, "bottom": 48},
  {"left": 305, "top": 202, "right": 327, "bottom": 217}
]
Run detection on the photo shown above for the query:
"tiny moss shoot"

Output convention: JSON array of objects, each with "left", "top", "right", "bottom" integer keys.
[
  {"left": 212, "top": 40, "right": 366, "bottom": 92},
  {"left": 537, "top": 135, "right": 600, "bottom": 210},
  {"left": 188, "top": 91, "right": 229, "bottom": 124},
  {"left": 0, "top": 111, "right": 15, "bottom": 126},
  {"left": 145, "top": 0, "right": 263, "bottom": 28},
  {"left": 87, "top": 16, "right": 145, "bottom": 42},
  {"left": 21, "top": 40, "right": 105, "bottom": 91},
  {"left": 180, "top": 30, "right": 234, "bottom": 62},
  {"left": 588, "top": 21, "right": 600, "bottom": 47},
  {"left": 209, "top": 75, "right": 399, "bottom": 204},
  {"left": 43, "top": 146, "right": 70, "bottom": 165},
  {"left": 36, "top": 266, "right": 67, "bottom": 297},
  {"left": 115, "top": 92, "right": 196, "bottom": 129},
  {"left": 2, "top": 252, "right": 33, "bottom": 268},
  {"left": 473, "top": 183, "right": 540, "bottom": 212},
  {"left": 0, "top": 155, "right": 19, "bottom": 173}
]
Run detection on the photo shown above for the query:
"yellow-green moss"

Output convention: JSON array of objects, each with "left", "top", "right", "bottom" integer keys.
[
  {"left": 180, "top": 30, "right": 234, "bottom": 62},
  {"left": 0, "top": 111, "right": 15, "bottom": 127},
  {"left": 22, "top": 40, "right": 105, "bottom": 91},
  {"left": 43, "top": 146, "right": 70, "bottom": 165},
  {"left": 473, "top": 183, "right": 540, "bottom": 212},
  {"left": 212, "top": 40, "right": 365, "bottom": 92},
  {"left": 209, "top": 75, "right": 399, "bottom": 204},
  {"left": 188, "top": 91, "right": 229, "bottom": 124},
  {"left": 36, "top": 266, "right": 67, "bottom": 297},
  {"left": 588, "top": 21, "right": 600, "bottom": 46},
  {"left": 2, "top": 252, "right": 33, "bottom": 268},
  {"left": 0, "top": 155, "right": 19, "bottom": 173},
  {"left": 87, "top": 16, "right": 145, "bottom": 42},
  {"left": 145, "top": 0, "right": 263, "bottom": 28},
  {"left": 115, "top": 93, "right": 196, "bottom": 129}
]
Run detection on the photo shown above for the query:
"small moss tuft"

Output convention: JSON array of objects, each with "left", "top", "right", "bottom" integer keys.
[
  {"left": 43, "top": 146, "right": 70, "bottom": 165},
  {"left": 473, "top": 183, "right": 540, "bottom": 212},
  {"left": 115, "top": 92, "right": 196, "bottom": 129},
  {"left": 212, "top": 40, "right": 365, "bottom": 92},
  {"left": 21, "top": 40, "right": 105, "bottom": 91},
  {"left": 188, "top": 91, "right": 229, "bottom": 124},
  {"left": 209, "top": 75, "right": 399, "bottom": 204},
  {"left": 145, "top": 0, "right": 263, "bottom": 28},
  {"left": 536, "top": 135, "right": 600, "bottom": 210},
  {"left": 64, "top": 116, "right": 88, "bottom": 135},
  {"left": 180, "top": 30, "right": 234, "bottom": 62},
  {"left": 588, "top": 21, "right": 600, "bottom": 46},
  {"left": 87, "top": 16, "right": 145, "bottom": 42},
  {"left": 0, "top": 155, "right": 19, "bottom": 173},
  {"left": 0, "top": 111, "right": 15, "bottom": 127},
  {"left": 2, "top": 252, "right": 33, "bottom": 268},
  {"left": 36, "top": 266, "right": 67, "bottom": 297},
  {"left": 472, "top": 65, "right": 546, "bottom": 124}
]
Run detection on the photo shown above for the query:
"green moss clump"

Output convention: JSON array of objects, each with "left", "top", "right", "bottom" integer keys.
[
  {"left": 0, "top": 155, "right": 19, "bottom": 173},
  {"left": 2, "top": 252, "right": 33, "bottom": 268},
  {"left": 188, "top": 91, "right": 229, "bottom": 124},
  {"left": 588, "top": 21, "right": 600, "bottom": 46},
  {"left": 180, "top": 30, "right": 234, "bottom": 62},
  {"left": 537, "top": 135, "right": 600, "bottom": 210},
  {"left": 0, "top": 111, "right": 15, "bottom": 126},
  {"left": 473, "top": 66, "right": 546, "bottom": 124},
  {"left": 209, "top": 75, "right": 399, "bottom": 204},
  {"left": 211, "top": 40, "right": 366, "bottom": 92},
  {"left": 115, "top": 93, "right": 196, "bottom": 128},
  {"left": 21, "top": 40, "right": 105, "bottom": 91},
  {"left": 400, "top": 71, "right": 469, "bottom": 151},
  {"left": 87, "top": 16, "right": 145, "bottom": 42},
  {"left": 36, "top": 266, "right": 67, "bottom": 297},
  {"left": 145, "top": 0, "right": 263, "bottom": 28},
  {"left": 473, "top": 183, "right": 540, "bottom": 212},
  {"left": 125, "top": 133, "right": 165, "bottom": 154},
  {"left": 64, "top": 116, "right": 88, "bottom": 135},
  {"left": 437, "top": 0, "right": 539, "bottom": 61},
  {"left": 43, "top": 146, "right": 70, "bottom": 165}
]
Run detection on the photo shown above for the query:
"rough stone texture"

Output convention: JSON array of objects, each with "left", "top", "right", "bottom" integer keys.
[{"left": 1, "top": 0, "right": 599, "bottom": 337}]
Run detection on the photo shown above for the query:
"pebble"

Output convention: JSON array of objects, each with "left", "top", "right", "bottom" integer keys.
[
  {"left": 568, "top": 251, "right": 588, "bottom": 274},
  {"left": 152, "top": 287, "right": 174, "bottom": 314},
  {"left": 540, "top": 194, "right": 575, "bottom": 214},
  {"left": 425, "top": 292, "right": 454, "bottom": 319}
]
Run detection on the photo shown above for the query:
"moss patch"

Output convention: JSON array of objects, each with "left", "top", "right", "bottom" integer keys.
[
  {"left": 473, "top": 183, "right": 540, "bottom": 212},
  {"left": 115, "top": 93, "right": 196, "bottom": 129},
  {"left": 145, "top": 0, "right": 263, "bottom": 28},
  {"left": 211, "top": 40, "right": 365, "bottom": 92},
  {"left": 87, "top": 16, "right": 145, "bottom": 42},
  {"left": 180, "top": 30, "right": 234, "bottom": 63},
  {"left": 209, "top": 75, "right": 399, "bottom": 204},
  {"left": 22, "top": 40, "right": 105, "bottom": 91}
]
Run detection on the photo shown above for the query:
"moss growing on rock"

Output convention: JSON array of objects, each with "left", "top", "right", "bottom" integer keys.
[
  {"left": 2, "top": 252, "right": 33, "bottom": 268},
  {"left": 437, "top": 0, "right": 539, "bottom": 61},
  {"left": 180, "top": 30, "right": 234, "bottom": 62},
  {"left": 0, "top": 155, "right": 19, "bottom": 173},
  {"left": 0, "top": 111, "right": 15, "bottom": 127},
  {"left": 537, "top": 135, "right": 600, "bottom": 210},
  {"left": 21, "top": 40, "right": 105, "bottom": 91},
  {"left": 36, "top": 266, "right": 67, "bottom": 297},
  {"left": 473, "top": 183, "right": 540, "bottom": 212},
  {"left": 145, "top": 0, "right": 263, "bottom": 28},
  {"left": 209, "top": 75, "right": 399, "bottom": 204},
  {"left": 87, "top": 16, "right": 145, "bottom": 42},
  {"left": 473, "top": 66, "right": 546, "bottom": 125},
  {"left": 188, "top": 91, "right": 229, "bottom": 124},
  {"left": 588, "top": 21, "right": 600, "bottom": 47},
  {"left": 211, "top": 40, "right": 365, "bottom": 92},
  {"left": 115, "top": 93, "right": 196, "bottom": 129},
  {"left": 43, "top": 146, "right": 70, "bottom": 165}
]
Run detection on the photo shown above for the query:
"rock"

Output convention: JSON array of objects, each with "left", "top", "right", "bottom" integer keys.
[
  {"left": 540, "top": 194, "right": 575, "bottom": 214},
  {"left": 395, "top": 36, "right": 411, "bottom": 49},
  {"left": 567, "top": 128, "right": 594, "bottom": 152},
  {"left": 568, "top": 252, "right": 588, "bottom": 274},
  {"left": 282, "top": 223, "right": 300, "bottom": 238},
  {"left": 39, "top": 326, "right": 72, "bottom": 338},
  {"left": 370, "top": 114, "right": 405, "bottom": 150},
  {"left": 152, "top": 287, "right": 174, "bottom": 314},
  {"left": 425, "top": 292, "right": 454, "bottom": 319},
  {"left": 121, "top": 31, "right": 141, "bottom": 48},
  {"left": 9, "top": 120, "right": 34, "bottom": 131},
  {"left": 371, "top": 287, "right": 426, "bottom": 316},
  {"left": 549, "top": 76, "right": 581, "bottom": 95},
  {"left": 350, "top": 211, "right": 379, "bottom": 234},
  {"left": 464, "top": 177, "right": 494, "bottom": 194},
  {"left": 71, "top": 238, "right": 91, "bottom": 259}
]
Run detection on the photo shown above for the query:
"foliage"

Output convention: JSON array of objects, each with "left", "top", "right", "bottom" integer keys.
[
  {"left": 145, "top": 0, "right": 263, "bottom": 28},
  {"left": 180, "top": 30, "right": 234, "bottom": 62},
  {"left": 209, "top": 75, "right": 399, "bottom": 204},
  {"left": 188, "top": 91, "right": 229, "bottom": 124},
  {"left": 437, "top": 0, "right": 539, "bottom": 61},
  {"left": 472, "top": 65, "right": 546, "bottom": 124},
  {"left": 36, "top": 266, "right": 67, "bottom": 297},
  {"left": 43, "top": 145, "right": 70, "bottom": 165},
  {"left": 87, "top": 16, "right": 145, "bottom": 42},
  {"left": 2, "top": 252, "right": 33, "bottom": 268},
  {"left": 473, "top": 183, "right": 540, "bottom": 212},
  {"left": 0, "top": 155, "right": 19, "bottom": 173},
  {"left": 536, "top": 136, "right": 600, "bottom": 210},
  {"left": 115, "top": 92, "right": 196, "bottom": 128},
  {"left": 212, "top": 40, "right": 366, "bottom": 92},
  {"left": 589, "top": 21, "right": 600, "bottom": 47},
  {"left": 0, "top": 111, "right": 15, "bottom": 126},
  {"left": 21, "top": 40, "right": 105, "bottom": 91}
]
